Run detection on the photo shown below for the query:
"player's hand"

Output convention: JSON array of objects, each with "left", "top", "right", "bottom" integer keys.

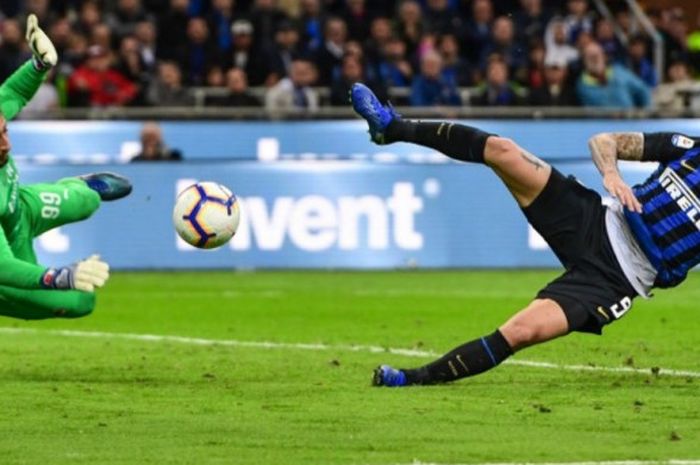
[
  {"left": 603, "top": 171, "right": 642, "bottom": 213},
  {"left": 41, "top": 255, "right": 110, "bottom": 292},
  {"left": 26, "top": 14, "right": 58, "bottom": 69}
]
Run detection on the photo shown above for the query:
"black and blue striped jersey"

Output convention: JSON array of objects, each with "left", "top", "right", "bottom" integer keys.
[{"left": 625, "top": 132, "right": 700, "bottom": 288}]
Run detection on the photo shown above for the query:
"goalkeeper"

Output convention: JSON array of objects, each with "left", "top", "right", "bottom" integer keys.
[{"left": 0, "top": 15, "right": 132, "bottom": 320}]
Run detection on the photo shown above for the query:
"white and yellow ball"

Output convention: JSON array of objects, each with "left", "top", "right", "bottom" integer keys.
[{"left": 173, "top": 182, "right": 240, "bottom": 249}]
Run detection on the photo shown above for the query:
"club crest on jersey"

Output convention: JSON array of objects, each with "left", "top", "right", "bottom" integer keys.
[{"left": 672, "top": 134, "right": 695, "bottom": 149}]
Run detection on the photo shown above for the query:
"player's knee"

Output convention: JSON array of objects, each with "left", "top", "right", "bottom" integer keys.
[{"left": 484, "top": 137, "right": 520, "bottom": 167}]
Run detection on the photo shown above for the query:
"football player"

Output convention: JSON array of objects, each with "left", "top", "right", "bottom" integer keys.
[
  {"left": 351, "top": 83, "right": 698, "bottom": 386},
  {"left": 0, "top": 15, "right": 131, "bottom": 320}
]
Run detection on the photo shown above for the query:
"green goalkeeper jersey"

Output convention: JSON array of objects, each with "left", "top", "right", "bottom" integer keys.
[{"left": 0, "top": 61, "right": 52, "bottom": 289}]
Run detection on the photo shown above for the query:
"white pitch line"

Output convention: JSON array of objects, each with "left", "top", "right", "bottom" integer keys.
[
  {"left": 395, "top": 461, "right": 700, "bottom": 465},
  {"left": 0, "top": 327, "right": 698, "bottom": 379}
]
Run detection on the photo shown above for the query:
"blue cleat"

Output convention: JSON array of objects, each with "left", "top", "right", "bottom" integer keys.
[
  {"left": 372, "top": 364, "right": 408, "bottom": 387},
  {"left": 79, "top": 172, "right": 133, "bottom": 201},
  {"left": 350, "top": 83, "right": 400, "bottom": 145}
]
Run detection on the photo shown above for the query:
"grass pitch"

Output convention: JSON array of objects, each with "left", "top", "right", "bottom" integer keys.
[{"left": 0, "top": 270, "right": 698, "bottom": 465}]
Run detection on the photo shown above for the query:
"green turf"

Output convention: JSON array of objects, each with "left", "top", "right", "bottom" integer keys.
[{"left": 0, "top": 270, "right": 698, "bottom": 465}]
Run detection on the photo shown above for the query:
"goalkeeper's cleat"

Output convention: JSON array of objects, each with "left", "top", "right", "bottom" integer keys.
[
  {"left": 79, "top": 172, "right": 133, "bottom": 201},
  {"left": 350, "top": 83, "right": 400, "bottom": 145},
  {"left": 372, "top": 365, "right": 408, "bottom": 387}
]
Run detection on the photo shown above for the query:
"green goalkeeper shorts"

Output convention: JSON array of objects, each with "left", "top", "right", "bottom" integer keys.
[{"left": 0, "top": 177, "right": 101, "bottom": 320}]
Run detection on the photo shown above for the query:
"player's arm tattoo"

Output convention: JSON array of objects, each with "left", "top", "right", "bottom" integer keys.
[
  {"left": 588, "top": 132, "right": 644, "bottom": 176},
  {"left": 520, "top": 150, "right": 544, "bottom": 170}
]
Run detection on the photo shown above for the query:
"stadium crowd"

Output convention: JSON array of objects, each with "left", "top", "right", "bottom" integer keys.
[{"left": 1, "top": 0, "right": 700, "bottom": 112}]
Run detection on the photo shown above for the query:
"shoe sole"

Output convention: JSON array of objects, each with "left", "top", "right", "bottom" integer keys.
[{"left": 371, "top": 366, "right": 384, "bottom": 387}]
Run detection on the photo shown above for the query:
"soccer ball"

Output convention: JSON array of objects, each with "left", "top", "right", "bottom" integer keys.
[{"left": 173, "top": 181, "right": 241, "bottom": 249}]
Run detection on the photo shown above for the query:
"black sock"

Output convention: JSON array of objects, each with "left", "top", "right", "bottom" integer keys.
[
  {"left": 403, "top": 330, "right": 513, "bottom": 385},
  {"left": 385, "top": 120, "right": 494, "bottom": 164}
]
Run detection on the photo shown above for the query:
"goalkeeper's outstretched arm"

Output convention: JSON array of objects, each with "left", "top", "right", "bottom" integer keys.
[
  {"left": 0, "top": 14, "right": 57, "bottom": 120},
  {"left": 0, "top": 232, "right": 109, "bottom": 292}
]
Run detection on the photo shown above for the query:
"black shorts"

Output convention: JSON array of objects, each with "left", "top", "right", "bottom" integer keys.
[{"left": 523, "top": 169, "right": 637, "bottom": 335}]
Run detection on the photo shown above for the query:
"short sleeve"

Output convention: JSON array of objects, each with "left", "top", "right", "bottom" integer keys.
[{"left": 642, "top": 132, "right": 699, "bottom": 163}]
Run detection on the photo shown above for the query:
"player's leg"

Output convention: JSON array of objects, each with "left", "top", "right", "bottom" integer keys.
[
  {"left": 20, "top": 178, "right": 101, "bottom": 236},
  {"left": 374, "top": 298, "right": 568, "bottom": 386},
  {"left": 350, "top": 83, "right": 550, "bottom": 207},
  {"left": 0, "top": 285, "right": 95, "bottom": 319},
  {"left": 22, "top": 172, "right": 131, "bottom": 236}
]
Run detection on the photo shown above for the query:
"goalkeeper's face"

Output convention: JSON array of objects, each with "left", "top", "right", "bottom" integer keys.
[{"left": 0, "top": 116, "right": 9, "bottom": 163}]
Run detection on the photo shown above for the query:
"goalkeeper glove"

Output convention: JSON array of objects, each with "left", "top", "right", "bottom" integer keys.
[
  {"left": 26, "top": 14, "right": 58, "bottom": 70},
  {"left": 41, "top": 255, "right": 110, "bottom": 292}
]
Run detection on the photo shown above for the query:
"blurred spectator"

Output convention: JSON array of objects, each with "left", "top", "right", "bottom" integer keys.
[
  {"left": 576, "top": 42, "right": 651, "bottom": 108},
  {"left": 206, "top": 68, "right": 262, "bottom": 106},
  {"left": 249, "top": 0, "right": 288, "bottom": 51},
  {"left": 544, "top": 18, "right": 579, "bottom": 67},
  {"left": 315, "top": 17, "right": 347, "bottom": 85},
  {"left": 265, "top": 58, "right": 319, "bottom": 111},
  {"left": 654, "top": 60, "right": 700, "bottom": 112},
  {"left": 462, "top": 0, "right": 493, "bottom": 63},
  {"left": 663, "top": 8, "right": 690, "bottom": 65},
  {"left": 364, "top": 17, "right": 393, "bottom": 64},
  {"left": 615, "top": 9, "right": 634, "bottom": 37},
  {"left": 0, "top": 1, "right": 21, "bottom": 18},
  {"left": 134, "top": 21, "right": 157, "bottom": 70},
  {"left": 68, "top": 45, "right": 138, "bottom": 107},
  {"left": 206, "top": 65, "right": 225, "bottom": 87},
  {"left": 91, "top": 23, "right": 114, "bottom": 56},
  {"left": 277, "top": 0, "right": 300, "bottom": 18},
  {"left": 373, "top": 36, "right": 413, "bottom": 87},
  {"left": 627, "top": 35, "right": 657, "bottom": 88},
  {"left": 227, "top": 19, "right": 267, "bottom": 85},
  {"left": 1, "top": 0, "right": 695, "bottom": 110},
  {"left": 564, "top": 0, "right": 593, "bottom": 44},
  {"left": 207, "top": 0, "right": 235, "bottom": 55},
  {"left": 175, "top": 17, "right": 220, "bottom": 85},
  {"left": 106, "top": 0, "right": 151, "bottom": 38},
  {"left": 156, "top": 0, "right": 190, "bottom": 60},
  {"left": 690, "top": 12, "right": 700, "bottom": 72},
  {"left": 514, "top": 0, "right": 550, "bottom": 43},
  {"left": 299, "top": 0, "right": 324, "bottom": 52},
  {"left": 341, "top": 0, "right": 369, "bottom": 42},
  {"left": 146, "top": 61, "right": 194, "bottom": 106},
  {"left": 25, "top": 0, "right": 51, "bottom": 22},
  {"left": 529, "top": 56, "right": 578, "bottom": 106},
  {"left": 410, "top": 50, "right": 461, "bottom": 106},
  {"left": 396, "top": 0, "right": 424, "bottom": 56},
  {"left": 424, "top": 0, "right": 460, "bottom": 35},
  {"left": 116, "top": 35, "right": 150, "bottom": 105},
  {"left": 0, "top": 19, "right": 29, "bottom": 82},
  {"left": 471, "top": 56, "right": 525, "bottom": 106},
  {"left": 330, "top": 54, "right": 387, "bottom": 106},
  {"left": 438, "top": 34, "right": 471, "bottom": 86},
  {"left": 131, "top": 122, "right": 183, "bottom": 162},
  {"left": 261, "top": 20, "right": 301, "bottom": 86},
  {"left": 480, "top": 16, "right": 527, "bottom": 77},
  {"left": 76, "top": 0, "right": 103, "bottom": 36},
  {"left": 595, "top": 18, "right": 623, "bottom": 63},
  {"left": 526, "top": 39, "right": 546, "bottom": 89},
  {"left": 48, "top": 17, "right": 73, "bottom": 58}
]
